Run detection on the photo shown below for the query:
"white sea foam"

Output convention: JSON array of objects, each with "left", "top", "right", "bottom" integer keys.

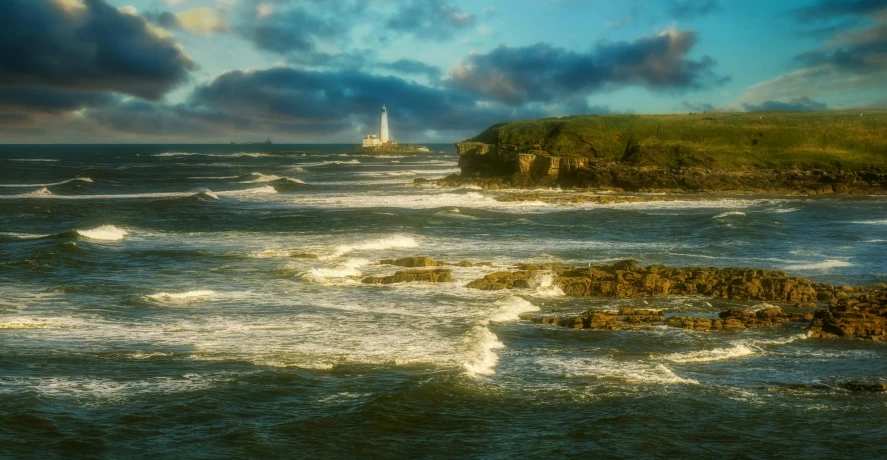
[
  {"left": 664, "top": 344, "right": 757, "bottom": 363},
  {"left": 327, "top": 235, "right": 419, "bottom": 259},
  {"left": 300, "top": 159, "right": 361, "bottom": 167},
  {"left": 303, "top": 258, "right": 370, "bottom": 284},
  {"left": 852, "top": 219, "right": 887, "bottom": 225},
  {"left": 145, "top": 290, "right": 218, "bottom": 302},
  {"left": 241, "top": 173, "right": 306, "bottom": 184},
  {"left": 187, "top": 175, "right": 239, "bottom": 180},
  {"left": 218, "top": 186, "right": 279, "bottom": 196},
  {"left": 8, "top": 158, "right": 59, "bottom": 162},
  {"left": 713, "top": 211, "right": 746, "bottom": 219},
  {"left": 463, "top": 326, "right": 505, "bottom": 377},
  {"left": 782, "top": 259, "right": 852, "bottom": 270},
  {"left": 550, "top": 357, "right": 699, "bottom": 385},
  {"left": 0, "top": 177, "right": 92, "bottom": 188},
  {"left": 488, "top": 297, "right": 540, "bottom": 323},
  {"left": 76, "top": 225, "right": 128, "bottom": 241},
  {"left": 529, "top": 273, "right": 566, "bottom": 298},
  {"left": 19, "top": 187, "right": 54, "bottom": 197},
  {"left": 0, "top": 232, "right": 49, "bottom": 239}
]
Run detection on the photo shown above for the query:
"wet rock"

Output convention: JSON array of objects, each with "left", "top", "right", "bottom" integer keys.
[
  {"left": 469, "top": 260, "right": 821, "bottom": 303},
  {"left": 362, "top": 269, "right": 453, "bottom": 285},
  {"left": 667, "top": 306, "right": 797, "bottom": 331},
  {"left": 522, "top": 307, "right": 664, "bottom": 331},
  {"left": 841, "top": 381, "right": 887, "bottom": 392},
  {"left": 290, "top": 252, "right": 319, "bottom": 259},
  {"left": 808, "top": 288, "right": 887, "bottom": 340},
  {"left": 379, "top": 256, "right": 445, "bottom": 267}
]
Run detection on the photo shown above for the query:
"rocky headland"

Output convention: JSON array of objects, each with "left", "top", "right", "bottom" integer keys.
[{"left": 437, "top": 111, "right": 887, "bottom": 194}]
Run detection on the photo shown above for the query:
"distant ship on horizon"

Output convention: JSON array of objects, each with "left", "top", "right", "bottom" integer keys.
[{"left": 230, "top": 138, "right": 272, "bottom": 145}]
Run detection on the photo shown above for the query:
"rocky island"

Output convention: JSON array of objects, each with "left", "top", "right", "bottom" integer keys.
[{"left": 439, "top": 110, "right": 887, "bottom": 194}]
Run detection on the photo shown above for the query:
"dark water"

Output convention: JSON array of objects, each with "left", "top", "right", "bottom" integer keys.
[{"left": 1, "top": 144, "right": 886, "bottom": 458}]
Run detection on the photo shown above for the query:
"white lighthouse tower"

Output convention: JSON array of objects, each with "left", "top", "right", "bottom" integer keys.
[{"left": 380, "top": 105, "right": 390, "bottom": 143}]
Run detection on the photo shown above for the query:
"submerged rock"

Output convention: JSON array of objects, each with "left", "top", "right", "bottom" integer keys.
[
  {"left": 291, "top": 252, "right": 319, "bottom": 259},
  {"left": 362, "top": 269, "right": 453, "bottom": 285},
  {"left": 841, "top": 381, "right": 887, "bottom": 392}
]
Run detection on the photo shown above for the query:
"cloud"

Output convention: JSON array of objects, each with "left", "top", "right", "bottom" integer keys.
[
  {"left": 743, "top": 97, "right": 828, "bottom": 111},
  {"left": 668, "top": 0, "right": 720, "bottom": 19},
  {"left": 681, "top": 100, "right": 716, "bottom": 112},
  {"left": 737, "top": 1, "right": 887, "bottom": 109},
  {"left": 791, "top": 0, "right": 887, "bottom": 22},
  {"left": 173, "top": 7, "right": 230, "bottom": 35},
  {"left": 446, "top": 29, "right": 726, "bottom": 106},
  {"left": 379, "top": 59, "right": 443, "bottom": 81},
  {"left": 0, "top": 0, "right": 197, "bottom": 101},
  {"left": 386, "top": 0, "right": 477, "bottom": 40}
]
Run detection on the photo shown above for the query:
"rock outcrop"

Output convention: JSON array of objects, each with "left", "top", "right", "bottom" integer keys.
[
  {"left": 666, "top": 307, "right": 813, "bottom": 331},
  {"left": 521, "top": 308, "right": 665, "bottom": 331},
  {"left": 467, "top": 259, "right": 887, "bottom": 340},
  {"left": 379, "top": 256, "right": 493, "bottom": 268},
  {"left": 468, "top": 260, "right": 821, "bottom": 303},
  {"left": 809, "top": 288, "right": 887, "bottom": 340},
  {"left": 362, "top": 269, "right": 453, "bottom": 285}
]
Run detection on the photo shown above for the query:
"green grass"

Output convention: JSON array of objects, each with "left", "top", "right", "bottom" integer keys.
[{"left": 468, "top": 110, "right": 887, "bottom": 171}]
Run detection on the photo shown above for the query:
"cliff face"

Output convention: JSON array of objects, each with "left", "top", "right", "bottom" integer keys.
[
  {"left": 446, "top": 111, "right": 887, "bottom": 193},
  {"left": 448, "top": 141, "right": 887, "bottom": 194}
]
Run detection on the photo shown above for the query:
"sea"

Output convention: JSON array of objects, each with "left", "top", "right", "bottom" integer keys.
[{"left": 1, "top": 144, "right": 886, "bottom": 458}]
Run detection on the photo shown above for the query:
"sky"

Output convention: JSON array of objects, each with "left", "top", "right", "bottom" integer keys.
[{"left": 1, "top": 0, "right": 885, "bottom": 143}]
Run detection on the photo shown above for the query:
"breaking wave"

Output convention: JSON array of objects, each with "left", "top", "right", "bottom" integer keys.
[
  {"left": 0, "top": 177, "right": 92, "bottom": 188},
  {"left": 713, "top": 211, "right": 746, "bottom": 219},
  {"left": 327, "top": 235, "right": 419, "bottom": 259},
  {"left": 144, "top": 290, "right": 217, "bottom": 303},
  {"left": 782, "top": 259, "right": 852, "bottom": 270},
  {"left": 76, "top": 225, "right": 128, "bottom": 241}
]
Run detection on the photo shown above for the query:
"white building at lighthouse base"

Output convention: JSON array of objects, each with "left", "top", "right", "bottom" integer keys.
[{"left": 362, "top": 135, "right": 383, "bottom": 147}]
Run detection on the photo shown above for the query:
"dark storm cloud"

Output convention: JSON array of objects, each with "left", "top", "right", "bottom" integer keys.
[
  {"left": 681, "top": 100, "right": 716, "bottom": 112},
  {"left": 743, "top": 97, "right": 828, "bottom": 111},
  {"left": 791, "top": 0, "right": 887, "bottom": 22},
  {"left": 187, "top": 67, "right": 532, "bottom": 134},
  {"left": 446, "top": 30, "right": 726, "bottom": 106},
  {"left": 380, "top": 59, "right": 443, "bottom": 81},
  {"left": 667, "top": 0, "right": 720, "bottom": 19},
  {"left": 386, "top": 0, "right": 476, "bottom": 40},
  {"left": 239, "top": 6, "right": 341, "bottom": 54},
  {"left": 0, "top": 0, "right": 197, "bottom": 100}
]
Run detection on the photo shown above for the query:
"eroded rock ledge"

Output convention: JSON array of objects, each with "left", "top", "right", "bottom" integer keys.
[
  {"left": 467, "top": 260, "right": 886, "bottom": 340},
  {"left": 441, "top": 141, "right": 887, "bottom": 194}
]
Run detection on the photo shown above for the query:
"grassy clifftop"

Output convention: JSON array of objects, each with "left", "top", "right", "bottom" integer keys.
[{"left": 468, "top": 110, "right": 887, "bottom": 171}]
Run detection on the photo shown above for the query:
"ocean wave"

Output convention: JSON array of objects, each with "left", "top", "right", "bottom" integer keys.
[
  {"left": 144, "top": 290, "right": 218, "bottom": 302},
  {"left": 299, "top": 159, "right": 361, "bottom": 167},
  {"left": 186, "top": 175, "right": 240, "bottom": 180},
  {"left": 18, "top": 187, "right": 54, "bottom": 197},
  {"left": 852, "top": 219, "right": 887, "bottom": 225},
  {"left": 713, "top": 211, "right": 746, "bottom": 219},
  {"left": 0, "top": 232, "right": 50, "bottom": 239},
  {"left": 7, "top": 158, "right": 59, "bottom": 162},
  {"left": 2, "top": 186, "right": 275, "bottom": 200},
  {"left": 664, "top": 344, "right": 757, "bottom": 364},
  {"left": 782, "top": 259, "right": 852, "bottom": 270},
  {"left": 241, "top": 173, "right": 306, "bottom": 184},
  {"left": 663, "top": 333, "right": 808, "bottom": 364},
  {"left": 76, "top": 225, "right": 128, "bottom": 241},
  {"left": 302, "top": 258, "right": 370, "bottom": 284},
  {"left": 550, "top": 357, "right": 700, "bottom": 385},
  {"left": 327, "top": 235, "right": 419, "bottom": 259},
  {"left": 463, "top": 326, "right": 505, "bottom": 377},
  {"left": 0, "top": 177, "right": 92, "bottom": 188},
  {"left": 487, "top": 297, "right": 540, "bottom": 323}
]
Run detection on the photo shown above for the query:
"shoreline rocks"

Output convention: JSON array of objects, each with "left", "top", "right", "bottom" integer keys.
[
  {"left": 379, "top": 256, "right": 493, "bottom": 268},
  {"left": 362, "top": 269, "right": 453, "bottom": 285},
  {"left": 465, "top": 260, "right": 886, "bottom": 340}
]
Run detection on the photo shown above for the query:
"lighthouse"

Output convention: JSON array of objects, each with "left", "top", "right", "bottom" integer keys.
[{"left": 380, "top": 105, "right": 390, "bottom": 143}]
